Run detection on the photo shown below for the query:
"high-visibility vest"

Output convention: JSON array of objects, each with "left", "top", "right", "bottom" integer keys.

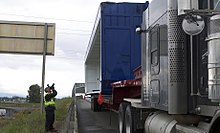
[{"left": 44, "top": 93, "right": 55, "bottom": 106}]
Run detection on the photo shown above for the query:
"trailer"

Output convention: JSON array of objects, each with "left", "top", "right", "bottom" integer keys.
[
  {"left": 85, "top": 0, "right": 220, "bottom": 133},
  {"left": 84, "top": 2, "right": 148, "bottom": 111}
]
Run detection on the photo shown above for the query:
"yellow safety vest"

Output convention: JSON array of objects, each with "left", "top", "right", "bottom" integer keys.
[{"left": 44, "top": 93, "right": 55, "bottom": 106}]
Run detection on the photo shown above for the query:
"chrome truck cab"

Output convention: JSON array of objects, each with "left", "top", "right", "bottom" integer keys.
[{"left": 119, "top": 0, "right": 220, "bottom": 133}]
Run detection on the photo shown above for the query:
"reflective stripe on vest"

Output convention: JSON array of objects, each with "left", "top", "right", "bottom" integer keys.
[{"left": 44, "top": 93, "right": 55, "bottom": 106}]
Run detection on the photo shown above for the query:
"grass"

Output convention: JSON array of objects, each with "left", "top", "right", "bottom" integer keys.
[
  {"left": 0, "top": 102, "right": 40, "bottom": 108},
  {"left": 54, "top": 97, "right": 74, "bottom": 130},
  {"left": 0, "top": 97, "right": 74, "bottom": 133}
]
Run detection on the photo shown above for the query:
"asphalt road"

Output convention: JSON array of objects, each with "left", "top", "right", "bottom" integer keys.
[{"left": 76, "top": 99, "right": 118, "bottom": 133}]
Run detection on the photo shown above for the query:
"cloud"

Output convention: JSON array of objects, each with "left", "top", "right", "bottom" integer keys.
[{"left": 0, "top": 53, "right": 84, "bottom": 98}]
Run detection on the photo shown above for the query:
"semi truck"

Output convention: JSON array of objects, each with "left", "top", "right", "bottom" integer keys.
[{"left": 85, "top": 0, "right": 220, "bottom": 133}]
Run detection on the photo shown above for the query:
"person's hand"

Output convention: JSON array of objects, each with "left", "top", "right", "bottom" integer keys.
[
  {"left": 51, "top": 83, "right": 55, "bottom": 90},
  {"left": 50, "top": 87, "right": 54, "bottom": 91}
]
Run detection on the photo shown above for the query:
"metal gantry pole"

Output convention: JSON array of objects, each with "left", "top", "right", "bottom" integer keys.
[{"left": 40, "top": 23, "right": 48, "bottom": 114}]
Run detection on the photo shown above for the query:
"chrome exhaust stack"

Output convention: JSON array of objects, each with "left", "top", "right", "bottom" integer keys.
[{"left": 207, "top": 14, "right": 220, "bottom": 102}]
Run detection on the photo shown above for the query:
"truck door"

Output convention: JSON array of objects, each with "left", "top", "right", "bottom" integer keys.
[{"left": 149, "top": 25, "right": 160, "bottom": 104}]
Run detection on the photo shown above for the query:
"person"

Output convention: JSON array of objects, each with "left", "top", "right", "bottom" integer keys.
[{"left": 44, "top": 83, "right": 57, "bottom": 132}]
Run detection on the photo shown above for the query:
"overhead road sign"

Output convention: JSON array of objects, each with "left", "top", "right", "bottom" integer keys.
[{"left": 0, "top": 20, "right": 55, "bottom": 55}]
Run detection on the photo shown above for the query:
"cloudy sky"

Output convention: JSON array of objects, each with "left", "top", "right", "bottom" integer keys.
[{"left": 0, "top": 0, "right": 148, "bottom": 98}]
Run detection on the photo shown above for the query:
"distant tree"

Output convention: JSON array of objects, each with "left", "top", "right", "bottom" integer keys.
[{"left": 28, "top": 84, "right": 41, "bottom": 103}]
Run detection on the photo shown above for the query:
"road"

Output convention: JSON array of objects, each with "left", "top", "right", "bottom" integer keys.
[
  {"left": 76, "top": 99, "right": 118, "bottom": 133},
  {"left": 0, "top": 106, "right": 38, "bottom": 117}
]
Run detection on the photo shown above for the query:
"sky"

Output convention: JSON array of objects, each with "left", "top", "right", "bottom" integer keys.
[{"left": 0, "top": 0, "right": 149, "bottom": 98}]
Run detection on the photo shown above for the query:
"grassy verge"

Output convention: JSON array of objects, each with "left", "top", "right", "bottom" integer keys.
[
  {"left": 0, "top": 97, "right": 73, "bottom": 133},
  {"left": 0, "top": 102, "right": 40, "bottom": 108},
  {"left": 54, "top": 97, "right": 73, "bottom": 130}
]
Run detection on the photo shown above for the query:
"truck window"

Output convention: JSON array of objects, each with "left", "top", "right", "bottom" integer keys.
[{"left": 150, "top": 25, "right": 159, "bottom": 65}]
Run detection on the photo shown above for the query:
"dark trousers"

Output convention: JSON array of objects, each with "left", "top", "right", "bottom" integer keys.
[{"left": 45, "top": 109, "right": 55, "bottom": 131}]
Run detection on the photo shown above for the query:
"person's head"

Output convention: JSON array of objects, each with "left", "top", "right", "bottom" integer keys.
[{"left": 45, "top": 87, "right": 51, "bottom": 93}]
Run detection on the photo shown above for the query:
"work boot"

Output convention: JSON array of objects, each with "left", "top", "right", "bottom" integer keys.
[
  {"left": 45, "top": 129, "right": 51, "bottom": 133},
  {"left": 50, "top": 128, "right": 58, "bottom": 133}
]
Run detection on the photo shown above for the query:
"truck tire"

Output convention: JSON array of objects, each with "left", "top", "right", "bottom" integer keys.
[
  {"left": 125, "top": 105, "right": 141, "bottom": 133},
  {"left": 91, "top": 96, "right": 99, "bottom": 112},
  {"left": 209, "top": 110, "right": 220, "bottom": 133},
  {"left": 118, "top": 102, "right": 129, "bottom": 133}
]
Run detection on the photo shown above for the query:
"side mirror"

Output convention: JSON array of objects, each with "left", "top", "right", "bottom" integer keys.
[
  {"left": 136, "top": 27, "right": 142, "bottom": 34},
  {"left": 182, "top": 15, "right": 205, "bottom": 36}
]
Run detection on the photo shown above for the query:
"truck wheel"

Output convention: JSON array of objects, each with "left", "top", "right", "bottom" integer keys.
[
  {"left": 125, "top": 105, "right": 136, "bottom": 133},
  {"left": 118, "top": 102, "right": 129, "bottom": 133},
  {"left": 91, "top": 95, "right": 100, "bottom": 112},
  {"left": 209, "top": 110, "right": 220, "bottom": 133}
]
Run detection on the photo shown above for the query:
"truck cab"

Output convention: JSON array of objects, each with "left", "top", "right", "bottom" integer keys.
[{"left": 120, "top": 0, "right": 220, "bottom": 133}]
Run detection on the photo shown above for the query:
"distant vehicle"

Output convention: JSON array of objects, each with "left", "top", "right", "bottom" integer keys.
[
  {"left": 72, "top": 83, "right": 85, "bottom": 97},
  {"left": 0, "top": 109, "right": 6, "bottom": 116},
  {"left": 75, "top": 93, "right": 85, "bottom": 98}
]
